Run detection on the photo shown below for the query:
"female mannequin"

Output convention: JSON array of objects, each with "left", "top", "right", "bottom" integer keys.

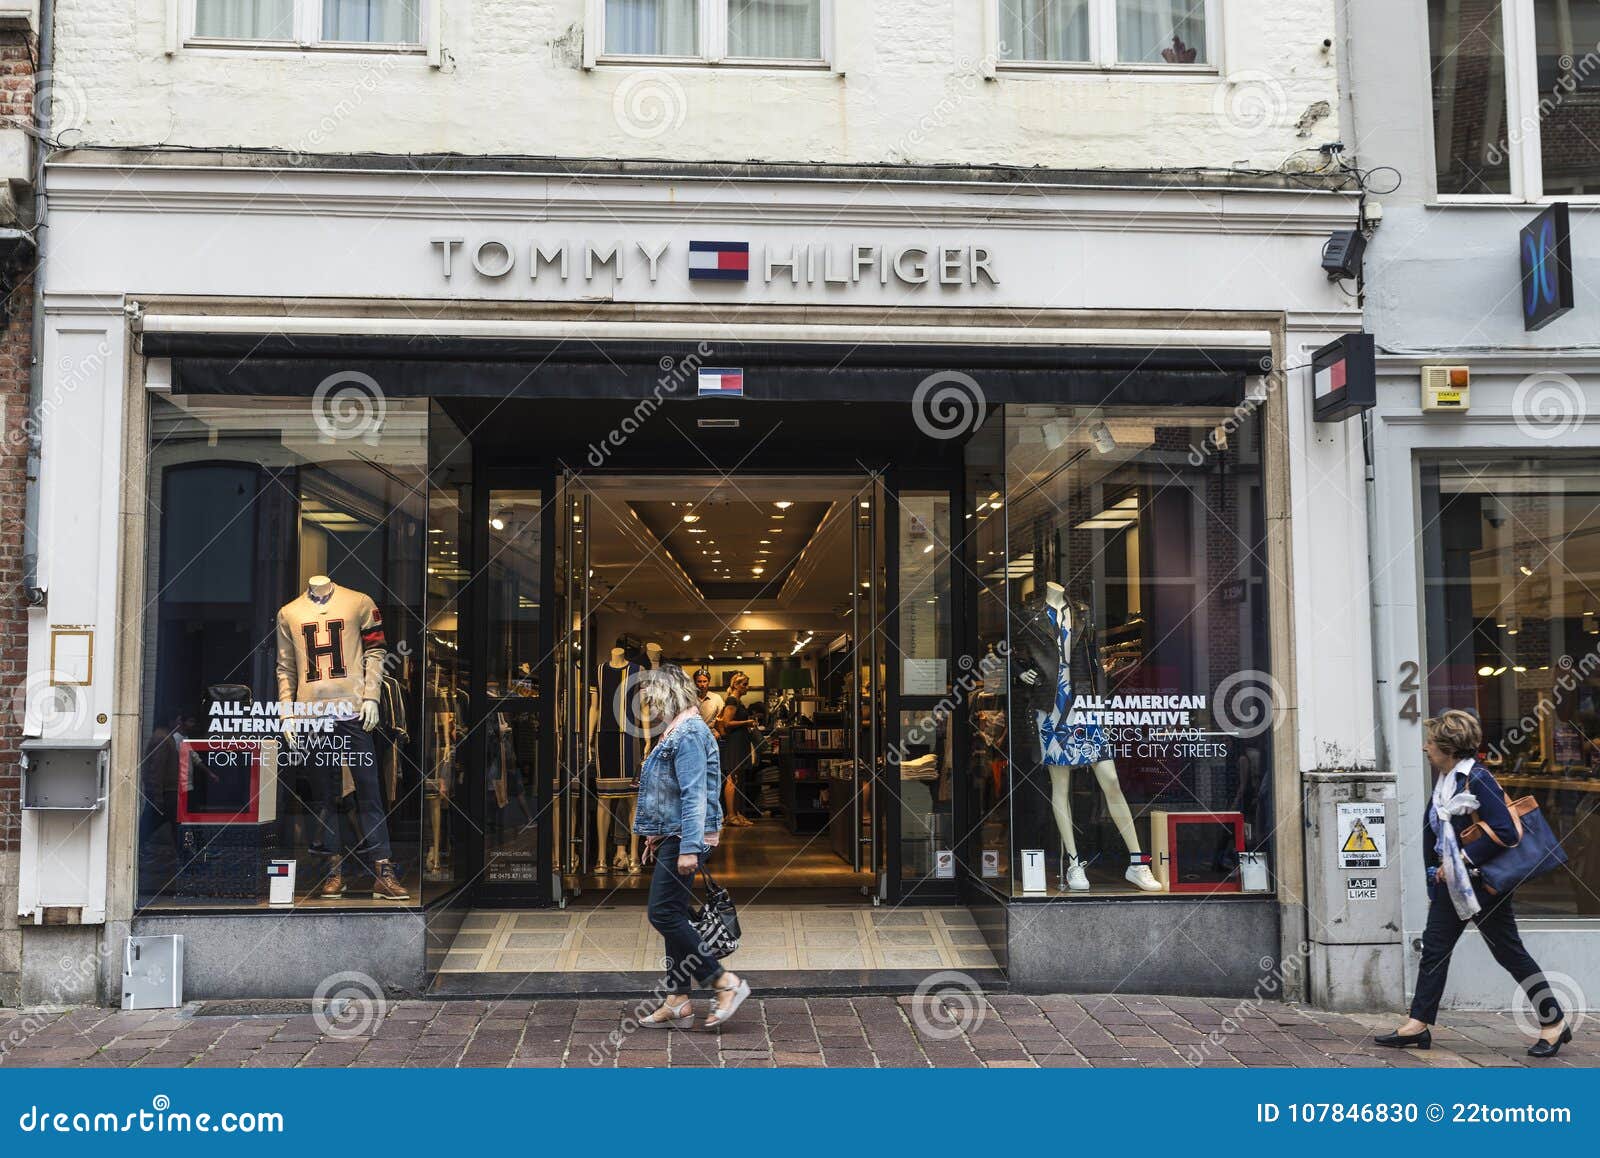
[
  {"left": 589, "top": 644, "right": 642, "bottom": 874},
  {"left": 1020, "top": 582, "right": 1160, "bottom": 892}
]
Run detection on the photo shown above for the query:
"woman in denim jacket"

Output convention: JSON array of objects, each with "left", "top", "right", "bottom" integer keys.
[{"left": 633, "top": 665, "right": 749, "bottom": 1030}]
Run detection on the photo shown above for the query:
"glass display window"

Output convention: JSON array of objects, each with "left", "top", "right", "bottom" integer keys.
[
  {"left": 137, "top": 395, "right": 441, "bottom": 910},
  {"left": 1421, "top": 460, "right": 1600, "bottom": 916},
  {"left": 998, "top": 405, "right": 1273, "bottom": 898}
]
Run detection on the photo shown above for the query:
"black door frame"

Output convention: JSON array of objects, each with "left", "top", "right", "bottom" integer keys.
[{"left": 457, "top": 461, "right": 971, "bottom": 909}]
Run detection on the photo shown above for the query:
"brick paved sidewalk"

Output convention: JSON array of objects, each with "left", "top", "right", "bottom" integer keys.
[{"left": 0, "top": 997, "right": 1590, "bottom": 1068}]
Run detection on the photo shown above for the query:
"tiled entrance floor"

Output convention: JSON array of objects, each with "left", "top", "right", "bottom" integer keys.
[{"left": 438, "top": 906, "right": 1000, "bottom": 974}]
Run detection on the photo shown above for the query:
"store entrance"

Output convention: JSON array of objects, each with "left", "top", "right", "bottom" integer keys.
[{"left": 457, "top": 463, "right": 966, "bottom": 912}]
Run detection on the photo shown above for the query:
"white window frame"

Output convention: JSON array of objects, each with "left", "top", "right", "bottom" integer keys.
[
  {"left": 586, "top": 0, "right": 834, "bottom": 70},
  {"left": 1434, "top": 0, "right": 1600, "bottom": 204},
  {"left": 178, "top": 0, "right": 433, "bottom": 56},
  {"left": 988, "top": 0, "right": 1220, "bottom": 75}
]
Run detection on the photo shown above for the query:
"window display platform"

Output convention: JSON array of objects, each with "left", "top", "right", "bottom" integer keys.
[{"left": 429, "top": 905, "right": 1001, "bottom": 996}]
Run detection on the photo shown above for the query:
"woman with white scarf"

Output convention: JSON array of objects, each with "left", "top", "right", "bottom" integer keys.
[{"left": 1375, "top": 711, "right": 1571, "bottom": 1058}]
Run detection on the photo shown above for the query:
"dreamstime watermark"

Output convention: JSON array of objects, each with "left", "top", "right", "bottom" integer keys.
[
  {"left": 912, "top": 371, "right": 986, "bottom": 441},
  {"left": 1508, "top": 970, "right": 1586, "bottom": 1039},
  {"left": 1212, "top": 669, "right": 1286, "bottom": 740},
  {"left": 1484, "top": 643, "right": 1600, "bottom": 765},
  {"left": 312, "top": 971, "right": 389, "bottom": 1039},
  {"left": 887, "top": 644, "right": 1008, "bottom": 769},
  {"left": 613, "top": 70, "right": 688, "bottom": 140},
  {"left": 1188, "top": 357, "right": 1278, "bottom": 465},
  {"left": 908, "top": 970, "right": 988, "bottom": 1040},
  {"left": 586, "top": 342, "right": 715, "bottom": 468},
  {"left": 289, "top": 54, "right": 406, "bottom": 163},
  {"left": 1486, "top": 44, "right": 1600, "bottom": 167},
  {"left": 1512, "top": 371, "right": 1587, "bottom": 441},
  {"left": 1211, "top": 70, "right": 1289, "bottom": 137},
  {"left": 586, "top": 952, "right": 711, "bottom": 1065},
  {"left": 0, "top": 939, "right": 118, "bottom": 1062},
  {"left": 8, "top": 670, "right": 96, "bottom": 740},
  {"left": 32, "top": 69, "right": 92, "bottom": 144},
  {"left": 896, "top": 46, "right": 1009, "bottom": 158},
  {"left": 1183, "top": 942, "right": 1312, "bottom": 1063},
  {"left": 312, "top": 370, "right": 387, "bottom": 443}
]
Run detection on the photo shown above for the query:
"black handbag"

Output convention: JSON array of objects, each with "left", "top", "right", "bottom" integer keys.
[
  {"left": 690, "top": 866, "right": 741, "bottom": 959},
  {"left": 1463, "top": 792, "right": 1569, "bottom": 895}
]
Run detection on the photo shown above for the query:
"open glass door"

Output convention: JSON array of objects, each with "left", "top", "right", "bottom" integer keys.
[
  {"left": 475, "top": 486, "right": 546, "bottom": 901},
  {"left": 853, "top": 473, "right": 895, "bottom": 897},
  {"left": 554, "top": 474, "right": 589, "bottom": 901}
]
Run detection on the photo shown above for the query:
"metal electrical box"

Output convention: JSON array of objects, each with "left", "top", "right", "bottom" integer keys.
[
  {"left": 1304, "top": 770, "right": 1405, "bottom": 1011},
  {"left": 18, "top": 738, "right": 111, "bottom": 925},
  {"left": 122, "top": 935, "right": 184, "bottom": 1011},
  {"left": 22, "top": 741, "right": 108, "bottom": 810}
]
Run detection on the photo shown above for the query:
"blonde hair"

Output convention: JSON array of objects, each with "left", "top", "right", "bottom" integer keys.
[{"left": 1424, "top": 710, "right": 1482, "bottom": 760}]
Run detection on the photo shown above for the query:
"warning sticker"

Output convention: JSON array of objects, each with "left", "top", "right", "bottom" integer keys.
[{"left": 1337, "top": 802, "right": 1387, "bottom": 870}]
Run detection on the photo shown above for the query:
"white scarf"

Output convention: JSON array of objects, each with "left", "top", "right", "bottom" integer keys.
[{"left": 1431, "top": 758, "right": 1481, "bottom": 920}]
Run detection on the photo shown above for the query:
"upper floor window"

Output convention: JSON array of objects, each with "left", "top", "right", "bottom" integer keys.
[
  {"left": 998, "top": 0, "right": 1213, "bottom": 69},
  {"left": 190, "top": 0, "right": 424, "bottom": 48},
  {"left": 1429, "top": 0, "right": 1600, "bottom": 199},
  {"left": 599, "top": 0, "right": 827, "bottom": 64}
]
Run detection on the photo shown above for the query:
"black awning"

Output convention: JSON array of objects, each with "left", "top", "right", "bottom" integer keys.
[{"left": 147, "top": 333, "right": 1262, "bottom": 407}]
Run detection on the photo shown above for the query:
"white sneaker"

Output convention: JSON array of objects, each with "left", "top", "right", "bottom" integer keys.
[
  {"left": 1126, "top": 863, "right": 1162, "bottom": 892},
  {"left": 1064, "top": 857, "right": 1090, "bottom": 891}
]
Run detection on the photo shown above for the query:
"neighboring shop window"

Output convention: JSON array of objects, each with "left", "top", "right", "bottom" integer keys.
[
  {"left": 191, "top": 0, "right": 425, "bottom": 46},
  {"left": 998, "top": 0, "right": 1212, "bottom": 68},
  {"left": 1000, "top": 405, "right": 1273, "bottom": 899},
  {"left": 1420, "top": 461, "right": 1600, "bottom": 917},
  {"left": 601, "top": 0, "right": 826, "bottom": 63},
  {"left": 137, "top": 395, "right": 432, "bottom": 911}
]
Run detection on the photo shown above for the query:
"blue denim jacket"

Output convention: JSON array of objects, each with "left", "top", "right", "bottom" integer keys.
[{"left": 631, "top": 714, "right": 723, "bottom": 854}]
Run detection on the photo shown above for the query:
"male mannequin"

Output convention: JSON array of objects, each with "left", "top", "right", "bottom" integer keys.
[
  {"left": 588, "top": 643, "right": 642, "bottom": 874},
  {"left": 276, "top": 575, "right": 407, "bottom": 900},
  {"left": 1018, "top": 582, "right": 1160, "bottom": 892}
]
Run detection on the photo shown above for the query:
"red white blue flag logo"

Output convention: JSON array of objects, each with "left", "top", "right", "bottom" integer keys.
[
  {"left": 688, "top": 240, "right": 750, "bottom": 281},
  {"left": 698, "top": 368, "right": 745, "bottom": 397}
]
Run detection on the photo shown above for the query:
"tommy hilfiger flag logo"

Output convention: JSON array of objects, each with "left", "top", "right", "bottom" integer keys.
[
  {"left": 688, "top": 240, "right": 750, "bottom": 281},
  {"left": 698, "top": 368, "right": 745, "bottom": 396}
]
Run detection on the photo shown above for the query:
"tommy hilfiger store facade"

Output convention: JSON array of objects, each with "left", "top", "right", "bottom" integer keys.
[{"left": 13, "top": 151, "right": 1368, "bottom": 1004}]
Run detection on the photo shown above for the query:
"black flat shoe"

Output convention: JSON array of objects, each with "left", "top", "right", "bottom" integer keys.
[
  {"left": 1374, "top": 1028, "right": 1432, "bottom": 1050},
  {"left": 1527, "top": 1026, "right": 1572, "bottom": 1058}
]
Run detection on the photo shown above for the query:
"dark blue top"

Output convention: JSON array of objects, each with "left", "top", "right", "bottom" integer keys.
[{"left": 1423, "top": 760, "right": 1519, "bottom": 871}]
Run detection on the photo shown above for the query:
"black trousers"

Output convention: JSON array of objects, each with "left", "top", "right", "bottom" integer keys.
[
  {"left": 646, "top": 836, "right": 726, "bottom": 996},
  {"left": 1410, "top": 881, "right": 1563, "bottom": 1026}
]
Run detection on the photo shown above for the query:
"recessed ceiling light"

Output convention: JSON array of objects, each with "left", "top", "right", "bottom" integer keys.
[
  {"left": 752, "top": 567, "right": 765, "bottom": 575},
  {"left": 688, "top": 528, "right": 707, "bottom": 534},
  {"left": 683, "top": 514, "right": 701, "bottom": 524},
  {"left": 759, "top": 539, "right": 772, "bottom": 545},
  {"left": 775, "top": 501, "right": 793, "bottom": 510}
]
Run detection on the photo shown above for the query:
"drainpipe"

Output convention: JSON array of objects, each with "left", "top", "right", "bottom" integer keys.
[{"left": 22, "top": 0, "right": 52, "bottom": 606}]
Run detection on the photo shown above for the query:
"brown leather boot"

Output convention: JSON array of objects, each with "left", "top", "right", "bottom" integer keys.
[
  {"left": 372, "top": 859, "right": 410, "bottom": 900},
  {"left": 317, "top": 861, "right": 345, "bottom": 899}
]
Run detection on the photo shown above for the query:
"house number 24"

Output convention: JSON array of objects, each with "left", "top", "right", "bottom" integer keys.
[{"left": 1397, "top": 661, "right": 1421, "bottom": 723}]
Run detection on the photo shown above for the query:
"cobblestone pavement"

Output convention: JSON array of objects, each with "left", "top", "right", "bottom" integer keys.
[{"left": 0, "top": 997, "right": 1590, "bottom": 1068}]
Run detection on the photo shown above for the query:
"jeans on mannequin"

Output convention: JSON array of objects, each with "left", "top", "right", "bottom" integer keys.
[{"left": 308, "top": 717, "right": 393, "bottom": 874}]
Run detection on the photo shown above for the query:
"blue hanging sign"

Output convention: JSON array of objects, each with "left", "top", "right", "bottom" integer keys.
[{"left": 1521, "top": 202, "right": 1574, "bottom": 332}]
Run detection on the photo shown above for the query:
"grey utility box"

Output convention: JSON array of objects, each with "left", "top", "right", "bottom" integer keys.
[
  {"left": 21, "top": 738, "right": 109, "bottom": 810},
  {"left": 122, "top": 935, "right": 184, "bottom": 1011},
  {"left": 1304, "top": 770, "right": 1405, "bottom": 1011}
]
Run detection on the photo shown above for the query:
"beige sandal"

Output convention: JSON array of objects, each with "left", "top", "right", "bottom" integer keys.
[
  {"left": 701, "top": 976, "right": 751, "bottom": 1031},
  {"left": 641, "top": 998, "right": 695, "bottom": 1029}
]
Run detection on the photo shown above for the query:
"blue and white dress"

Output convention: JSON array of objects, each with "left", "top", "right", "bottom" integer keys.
[{"left": 1037, "top": 605, "right": 1111, "bottom": 767}]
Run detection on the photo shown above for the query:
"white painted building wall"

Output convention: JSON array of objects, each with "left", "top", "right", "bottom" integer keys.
[{"left": 50, "top": 1, "right": 1343, "bottom": 169}]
